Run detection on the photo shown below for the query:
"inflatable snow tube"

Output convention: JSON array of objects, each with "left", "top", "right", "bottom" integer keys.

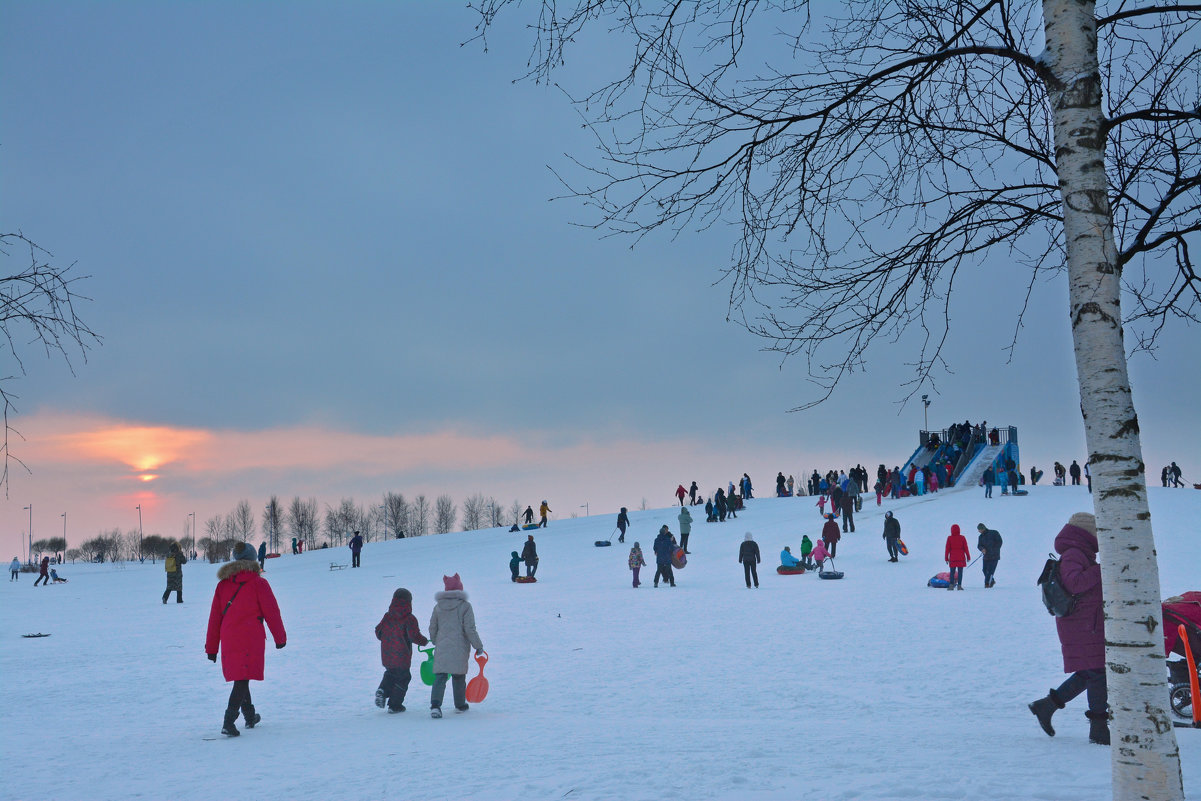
[
  {"left": 594, "top": 540, "right": 612, "bottom": 547},
  {"left": 776, "top": 565, "right": 806, "bottom": 575},
  {"left": 928, "top": 572, "right": 951, "bottom": 588},
  {"left": 671, "top": 548, "right": 687, "bottom": 569},
  {"left": 818, "top": 570, "right": 844, "bottom": 580},
  {"left": 514, "top": 575, "right": 537, "bottom": 583}
]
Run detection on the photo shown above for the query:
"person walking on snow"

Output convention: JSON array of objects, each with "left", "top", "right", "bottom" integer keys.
[
  {"left": 810, "top": 539, "right": 829, "bottom": 571},
  {"left": 977, "top": 523, "right": 1003, "bottom": 588},
  {"left": 675, "top": 484, "right": 687, "bottom": 506},
  {"left": 520, "top": 535, "right": 539, "bottom": 578},
  {"left": 539, "top": 501, "right": 552, "bottom": 528},
  {"left": 944, "top": 525, "right": 970, "bottom": 591},
  {"left": 33, "top": 556, "right": 50, "bottom": 587},
  {"left": 428, "top": 574, "right": 484, "bottom": 718},
  {"left": 205, "top": 542, "right": 287, "bottom": 737},
  {"left": 616, "top": 507, "right": 631, "bottom": 543},
  {"left": 163, "top": 542, "right": 187, "bottom": 603},
  {"left": 677, "top": 506, "right": 693, "bottom": 553},
  {"left": 523, "top": 506, "right": 534, "bottom": 526},
  {"left": 374, "top": 587, "right": 428, "bottom": 713},
  {"left": 349, "top": 531, "right": 364, "bottom": 568},
  {"left": 257, "top": 541, "right": 267, "bottom": 571},
  {"left": 689, "top": 481, "right": 698, "bottom": 505},
  {"left": 652, "top": 526, "right": 676, "bottom": 588},
  {"left": 9, "top": 557, "right": 19, "bottom": 581},
  {"left": 739, "top": 533, "right": 761, "bottom": 588},
  {"left": 629, "top": 542, "right": 646, "bottom": 588},
  {"left": 821, "top": 514, "right": 841, "bottom": 559},
  {"left": 842, "top": 484, "right": 857, "bottom": 533},
  {"left": 882, "top": 511, "right": 901, "bottom": 562},
  {"left": 1027, "top": 512, "right": 1109, "bottom": 745}
]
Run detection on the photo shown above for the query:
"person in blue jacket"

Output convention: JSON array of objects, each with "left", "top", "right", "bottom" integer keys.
[{"left": 780, "top": 546, "right": 803, "bottom": 569}]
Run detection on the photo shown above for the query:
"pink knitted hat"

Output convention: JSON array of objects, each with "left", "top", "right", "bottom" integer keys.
[{"left": 443, "top": 573, "right": 464, "bottom": 591}]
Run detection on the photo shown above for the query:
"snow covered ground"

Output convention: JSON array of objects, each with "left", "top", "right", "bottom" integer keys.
[{"left": 3, "top": 486, "right": 1198, "bottom": 801}]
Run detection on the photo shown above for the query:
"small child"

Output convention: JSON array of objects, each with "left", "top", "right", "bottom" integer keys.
[
  {"left": 817, "top": 495, "right": 827, "bottom": 516},
  {"left": 374, "top": 587, "right": 429, "bottom": 713},
  {"left": 810, "top": 539, "right": 829, "bottom": 571},
  {"left": 509, "top": 551, "right": 523, "bottom": 582},
  {"left": 629, "top": 542, "right": 646, "bottom": 588},
  {"left": 49, "top": 569, "right": 67, "bottom": 583},
  {"left": 800, "top": 535, "right": 814, "bottom": 568}
]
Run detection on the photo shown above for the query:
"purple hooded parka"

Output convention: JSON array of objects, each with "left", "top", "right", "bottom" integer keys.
[{"left": 1053, "top": 523, "right": 1104, "bottom": 673}]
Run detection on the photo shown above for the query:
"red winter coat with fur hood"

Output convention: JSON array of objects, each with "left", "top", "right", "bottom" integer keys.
[{"left": 205, "top": 560, "right": 287, "bottom": 681}]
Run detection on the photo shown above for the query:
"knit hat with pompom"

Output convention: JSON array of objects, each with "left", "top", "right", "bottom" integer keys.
[{"left": 1068, "top": 512, "right": 1097, "bottom": 535}]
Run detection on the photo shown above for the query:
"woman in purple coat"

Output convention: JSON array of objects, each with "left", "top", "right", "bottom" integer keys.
[{"left": 1028, "top": 512, "right": 1109, "bottom": 745}]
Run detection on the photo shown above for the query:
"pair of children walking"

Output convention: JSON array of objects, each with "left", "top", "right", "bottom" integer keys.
[{"left": 374, "top": 573, "right": 485, "bottom": 718}]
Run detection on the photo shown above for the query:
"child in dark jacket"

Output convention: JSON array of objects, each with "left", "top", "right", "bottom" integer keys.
[
  {"left": 509, "top": 551, "right": 523, "bottom": 582},
  {"left": 374, "top": 588, "right": 429, "bottom": 713}
]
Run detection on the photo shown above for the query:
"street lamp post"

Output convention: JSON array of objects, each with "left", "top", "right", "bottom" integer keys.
[
  {"left": 136, "top": 504, "right": 143, "bottom": 560},
  {"left": 61, "top": 512, "right": 66, "bottom": 560},
  {"left": 922, "top": 394, "right": 931, "bottom": 431},
  {"left": 580, "top": 502, "right": 589, "bottom": 518},
  {"left": 189, "top": 512, "right": 196, "bottom": 558},
  {"left": 23, "top": 504, "right": 32, "bottom": 565}
]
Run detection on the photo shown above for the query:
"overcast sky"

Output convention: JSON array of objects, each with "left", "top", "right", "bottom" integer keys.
[{"left": 3, "top": 2, "right": 1197, "bottom": 555}]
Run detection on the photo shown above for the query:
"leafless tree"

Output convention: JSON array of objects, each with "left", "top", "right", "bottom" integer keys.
[
  {"left": 287, "top": 496, "right": 319, "bottom": 550},
  {"left": 487, "top": 497, "right": 505, "bottom": 528},
  {"left": 230, "top": 500, "right": 255, "bottom": 544},
  {"left": 384, "top": 491, "right": 410, "bottom": 538},
  {"left": 411, "top": 495, "right": 431, "bottom": 537},
  {"left": 0, "top": 233, "right": 100, "bottom": 495},
  {"left": 508, "top": 499, "right": 523, "bottom": 528},
  {"left": 433, "top": 494, "right": 457, "bottom": 534},
  {"left": 461, "top": 493, "right": 487, "bottom": 531},
  {"left": 262, "top": 496, "right": 283, "bottom": 553},
  {"left": 470, "top": 1, "right": 1199, "bottom": 794}
]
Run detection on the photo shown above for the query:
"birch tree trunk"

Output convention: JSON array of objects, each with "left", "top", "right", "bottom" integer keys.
[{"left": 1041, "top": 1, "right": 1183, "bottom": 798}]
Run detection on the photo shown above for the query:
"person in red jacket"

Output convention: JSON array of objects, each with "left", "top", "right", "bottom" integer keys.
[
  {"left": 821, "top": 514, "right": 841, "bottom": 558},
  {"left": 675, "top": 484, "right": 687, "bottom": 506},
  {"left": 374, "top": 587, "right": 429, "bottom": 713},
  {"left": 944, "top": 524, "right": 971, "bottom": 590},
  {"left": 205, "top": 542, "right": 287, "bottom": 737}
]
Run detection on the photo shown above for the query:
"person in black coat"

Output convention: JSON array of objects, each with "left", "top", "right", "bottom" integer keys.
[
  {"left": 520, "top": 535, "right": 539, "bottom": 578},
  {"left": 882, "top": 511, "right": 901, "bottom": 562},
  {"left": 652, "top": 526, "right": 676, "bottom": 587},
  {"left": 976, "top": 524, "right": 1003, "bottom": 588},
  {"left": 738, "top": 533, "right": 761, "bottom": 588},
  {"left": 616, "top": 507, "right": 631, "bottom": 543},
  {"left": 688, "top": 481, "right": 698, "bottom": 505},
  {"left": 349, "top": 532, "right": 364, "bottom": 568},
  {"left": 1069, "top": 461, "right": 1081, "bottom": 485}
]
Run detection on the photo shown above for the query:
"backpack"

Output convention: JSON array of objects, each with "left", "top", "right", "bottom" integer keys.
[{"left": 1037, "top": 553, "right": 1079, "bottom": 617}]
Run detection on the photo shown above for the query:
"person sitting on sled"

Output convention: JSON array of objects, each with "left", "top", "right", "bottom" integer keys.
[
  {"left": 49, "top": 568, "right": 67, "bottom": 583},
  {"left": 780, "top": 546, "right": 803, "bottom": 569}
]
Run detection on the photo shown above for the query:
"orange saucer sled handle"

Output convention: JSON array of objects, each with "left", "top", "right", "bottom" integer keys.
[{"left": 465, "top": 651, "right": 490, "bottom": 703}]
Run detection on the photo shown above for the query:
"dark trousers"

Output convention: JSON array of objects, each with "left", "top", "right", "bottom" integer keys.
[
  {"left": 654, "top": 563, "right": 675, "bottom": 586},
  {"left": 352, "top": 552, "right": 361, "bottom": 568},
  {"left": 842, "top": 509, "right": 854, "bottom": 532},
  {"left": 378, "top": 667, "right": 412, "bottom": 710},
  {"left": 539, "top": 516, "right": 548, "bottom": 528},
  {"left": 526, "top": 558, "right": 538, "bottom": 577},
  {"left": 227, "top": 679, "right": 252, "bottom": 711},
  {"left": 163, "top": 587, "right": 183, "bottom": 603},
  {"left": 1056, "top": 668, "right": 1108, "bottom": 715},
  {"left": 618, "top": 524, "right": 626, "bottom": 543},
  {"left": 743, "top": 561, "right": 759, "bottom": 588},
  {"left": 431, "top": 673, "right": 466, "bottom": 710},
  {"left": 510, "top": 566, "right": 519, "bottom": 581},
  {"left": 631, "top": 567, "right": 640, "bottom": 587},
  {"left": 34, "top": 574, "right": 48, "bottom": 586},
  {"left": 825, "top": 540, "right": 837, "bottom": 558},
  {"left": 949, "top": 566, "right": 963, "bottom": 587},
  {"left": 982, "top": 559, "right": 999, "bottom": 585},
  {"left": 886, "top": 538, "right": 899, "bottom": 559},
  {"left": 679, "top": 532, "right": 690, "bottom": 552}
]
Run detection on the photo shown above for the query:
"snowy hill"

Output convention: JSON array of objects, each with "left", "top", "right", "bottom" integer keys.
[{"left": 2, "top": 487, "right": 1199, "bottom": 801}]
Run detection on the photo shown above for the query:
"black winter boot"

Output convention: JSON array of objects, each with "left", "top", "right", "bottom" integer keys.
[
  {"left": 242, "top": 703, "right": 260, "bottom": 729},
  {"left": 221, "top": 708, "right": 240, "bottom": 737},
  {"left": 1028, "top": 689, "right": 1065, "bottom": 736},
  {"left": 1086, "top": 710, "right": 1111, "bottom": 745}
]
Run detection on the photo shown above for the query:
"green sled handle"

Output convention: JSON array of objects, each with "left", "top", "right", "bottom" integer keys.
[{"left": 419, "top": 646, "right": 436, "bottom": 686}]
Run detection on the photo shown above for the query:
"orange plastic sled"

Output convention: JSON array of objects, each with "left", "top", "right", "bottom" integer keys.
[{"left": 465, "top": 651, "right": 489, "bottom": 703}]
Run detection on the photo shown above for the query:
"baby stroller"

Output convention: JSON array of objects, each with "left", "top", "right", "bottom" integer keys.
[{"left": 1163, "top": 592, "right": 1201, "bottom": 721}]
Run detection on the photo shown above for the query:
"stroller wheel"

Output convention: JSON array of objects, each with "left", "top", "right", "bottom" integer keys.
[{"left": 1170, "top": 685, "right": 1192, "bottom": 719}]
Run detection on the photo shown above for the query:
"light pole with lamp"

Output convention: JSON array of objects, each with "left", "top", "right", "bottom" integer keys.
[
  {"left": 136, "top": 504, "right": 143, "bottom": 561},
  {"left": 579, "top": 502, "right": 589, "bottom": 518},
  {"left": 23, "top": 504, "right": 32, "bottom": 565},
  {"left": 189, "top": 512, "right": 196, "bottom": 558},
  {"left": 922, "top": 394, "right": 931, "bottom": 431},
  {"left": 61, "top": 512, "right": 66, "bottom": 562}
]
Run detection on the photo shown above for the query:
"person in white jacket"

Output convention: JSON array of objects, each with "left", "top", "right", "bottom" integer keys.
[
  {"left": 428, "top": 573, "right": 484, "bottom": 718},
  {"left": 9, "top": 557, "right": 20, "bottom": 581}
]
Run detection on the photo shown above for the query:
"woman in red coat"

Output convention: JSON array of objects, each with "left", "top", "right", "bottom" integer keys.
[
  {"left": 205, "top": 543, "right": 286, "bottom": 737},
  {"left": 943, "top": 524, "right": 971, "bottom": 590}
]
